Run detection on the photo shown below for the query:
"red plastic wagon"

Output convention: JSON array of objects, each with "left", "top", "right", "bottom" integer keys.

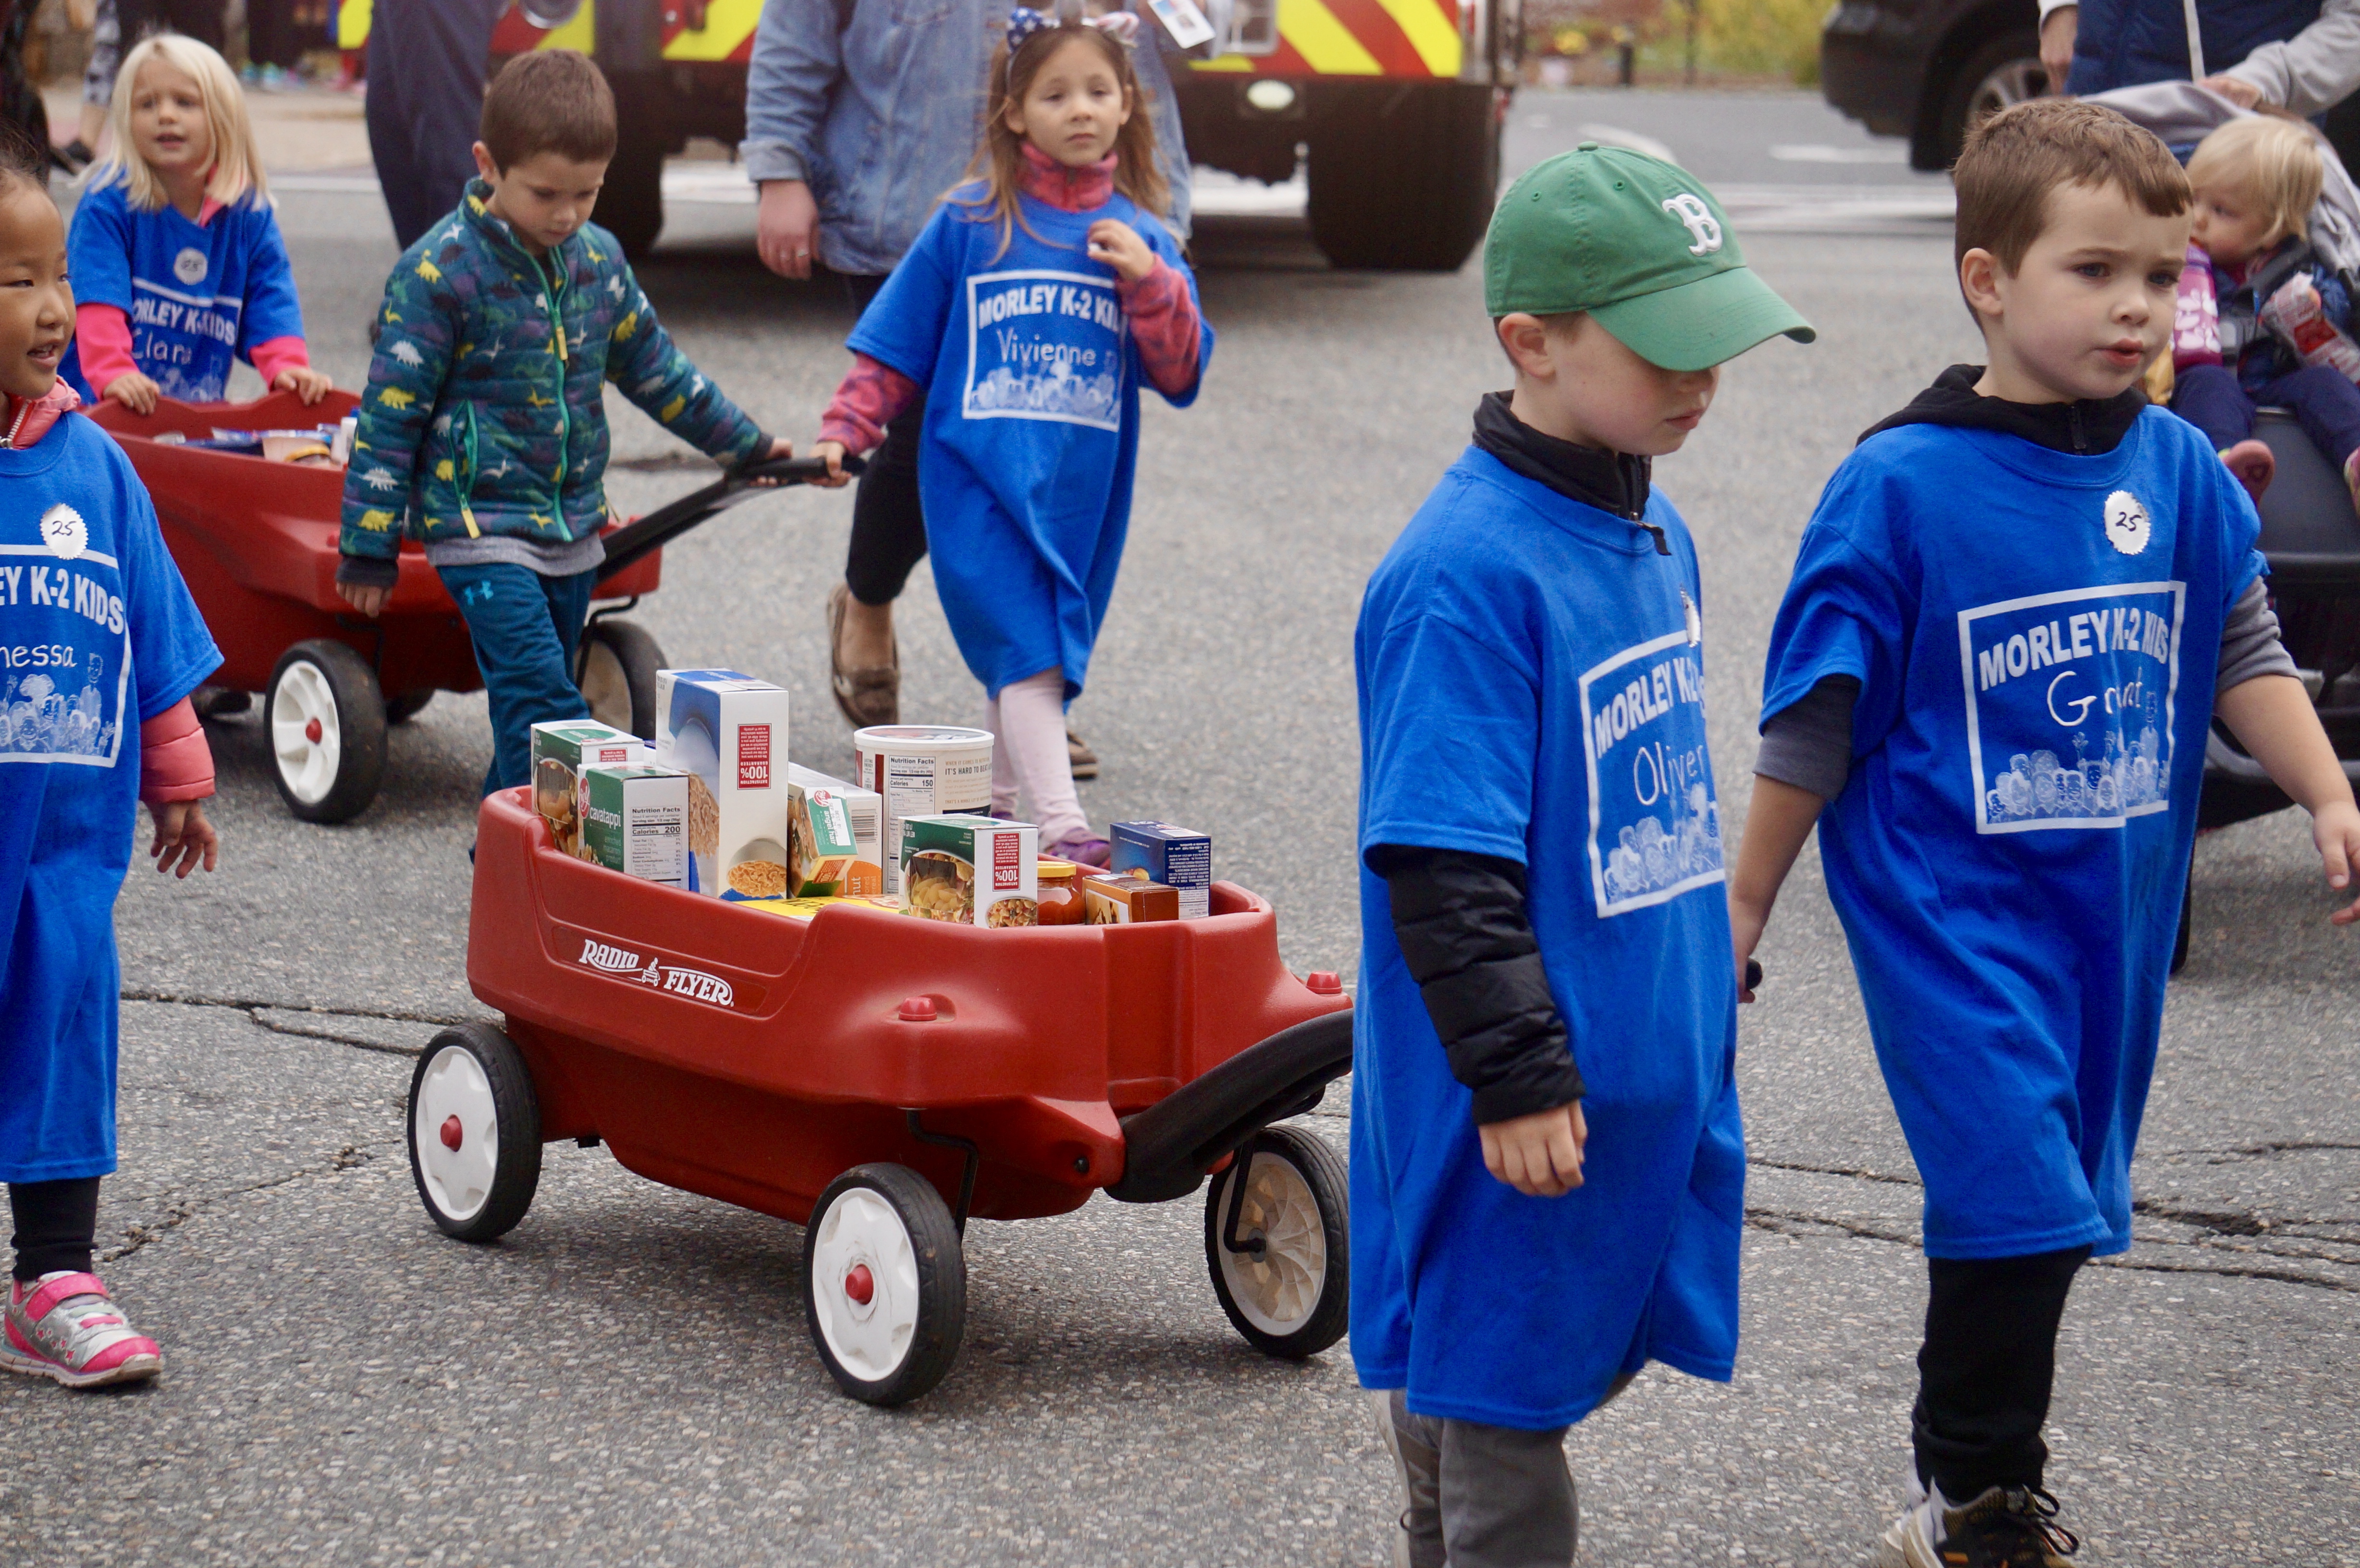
[
  {"left": 92, "top": 390, "right": 792, "bottom": 823},
  {"left": 407, "top": 786, "right": 1357, "bottom": 1404}
]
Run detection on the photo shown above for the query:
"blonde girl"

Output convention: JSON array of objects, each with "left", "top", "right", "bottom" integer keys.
[
  {"left": 64, "top": 33, "right": 330, "bottom": 412},
  {"left": 809, "top": 7, "right": 1210, "bottom": 866}
]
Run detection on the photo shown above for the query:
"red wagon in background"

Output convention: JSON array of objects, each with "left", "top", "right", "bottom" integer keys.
[
  {"left": 410, "top": 786, "right": 1356, "bottom": 1405},
  {"left": 91, "top": 390, "right": 787, "bottom": 824}
]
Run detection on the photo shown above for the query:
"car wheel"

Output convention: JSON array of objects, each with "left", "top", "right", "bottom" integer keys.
[{"left": 1933, "top": 33, "right": 2047, "bottom": 169}]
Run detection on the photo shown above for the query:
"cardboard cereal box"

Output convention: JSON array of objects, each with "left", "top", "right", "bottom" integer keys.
[{"left": 653, "top": 670, "right": 790, "bottom": 899}]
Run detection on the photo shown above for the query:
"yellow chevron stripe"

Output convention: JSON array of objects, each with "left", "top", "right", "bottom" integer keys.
[
  {"left": 1189, "top": 53, "right": 1256, "bottom": 71},
  {"left": 663, "top": 0, "right": 764, "bottom": 61},
  {"left": 1280, "top": 0, "right": 1383, "bottom": 73},
  {"left": 532, "top": 1, "right": 595, "bottom": 52},
  {"left": 1371, "top": 0, "right": 1462, "bottom": 75}
]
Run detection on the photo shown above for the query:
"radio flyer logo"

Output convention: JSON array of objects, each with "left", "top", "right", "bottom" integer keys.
[
  {"left": 963, "top": 269, "right": 1125, "bottom": 431},
  {"left": 577, "top": 937, "right": 735, "bottom": 1008},
  {"left": 1957, "top": 581, "right": 2184, "bottom": 833},
  {"left": 1580, "top": 626, "right": 1724, "bottom": 916}
]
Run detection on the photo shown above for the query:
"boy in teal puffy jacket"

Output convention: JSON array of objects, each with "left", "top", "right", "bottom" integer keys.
[{"left": 336, "top": 49, "right": 787, "bottom": 795}]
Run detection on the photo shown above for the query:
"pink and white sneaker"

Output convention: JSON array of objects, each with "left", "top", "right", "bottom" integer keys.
[{"left": 2, "top": 1272, "right": 161, "bottom": 1388}]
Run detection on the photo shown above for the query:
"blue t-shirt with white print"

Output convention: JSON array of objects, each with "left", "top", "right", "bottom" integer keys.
[
  {"left": 847, "top": 184, "right": 1210, "bottom": 701},
  {"left": 0, "top": 413, "right": 219, "bottom": 1184},
  {"left": 61, "top": 179, "right": 308, "bottom": 404},
  {"left": 1352, "top": 447, "right": 1745, "bottom": 1431},
  {"left": 1761, "top": 406, "right": 2262, "bottom": 1261}
]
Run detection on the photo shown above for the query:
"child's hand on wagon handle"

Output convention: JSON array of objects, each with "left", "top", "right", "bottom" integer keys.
[
  {"left": 148, "top": 799, "right": 219, "bottom": 879},
  {"left": 811, "top": 439, "right": 852, "bottom": 489},
  {"left": 103, "top": 370, "right": 161, "bottom": 416},
  {"left": 338, "top": 580, "right": 391, "bottom": 617},
  {"left": 1479, "top": 1101, "right": 1588, "bottom": 1198}
]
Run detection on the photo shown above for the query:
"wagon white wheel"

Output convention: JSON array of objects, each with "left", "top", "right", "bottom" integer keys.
[
  {"left": 406, "top": 1024, "right": 541, "bottom": 1243},
  {"left": 803, "top": 1163, "right": 965, "bottom": 1405},
  {"left": 264, "top": 639, "right": 386, "bottom": 823},
  {"left": 1205, "top": 1126, "right": 1350, "bottom": 1359}
]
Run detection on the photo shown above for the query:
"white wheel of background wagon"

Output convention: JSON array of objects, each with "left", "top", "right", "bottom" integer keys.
[
  {"left": 1205, "top": 1126, "right": 1350, "bottom": 1358},
  {"left": 406, "top": 1023, "right": 541, "bottom": 1243},
  {"left": 803, "top": 1163, "right": 965, "bottom": 1405},
  {"left": 265, "top": 639, "right": 386, "bottom": 823}
]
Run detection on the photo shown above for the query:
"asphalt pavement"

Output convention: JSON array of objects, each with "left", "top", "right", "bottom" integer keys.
[{"left": 5, "top": 89, "right": 2353, "bottom": 1565}]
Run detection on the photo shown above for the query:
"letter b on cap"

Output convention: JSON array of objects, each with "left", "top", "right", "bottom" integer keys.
[{"left": 1662, "top": 193, "right": 1722, "bottom": 256}]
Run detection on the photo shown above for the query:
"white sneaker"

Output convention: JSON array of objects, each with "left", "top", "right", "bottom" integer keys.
[{"left": 1872, "top": 1468, "right": 1941, "bottom": 1568}]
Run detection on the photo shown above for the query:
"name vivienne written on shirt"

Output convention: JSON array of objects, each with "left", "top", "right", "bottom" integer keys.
[
  {"left": 1956, "top": 581, "right": 2184, "bottom": 832},
  {"left": 1581, "top": 623, "right": 1724, "bottom": 917},
  {"left": 963, "top": 270, "right": 1126, "bottom": 432}
]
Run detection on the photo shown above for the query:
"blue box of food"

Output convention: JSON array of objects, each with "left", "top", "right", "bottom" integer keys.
[{"left": 1110, "top": 821, "right": 1211, "bottom": 919}]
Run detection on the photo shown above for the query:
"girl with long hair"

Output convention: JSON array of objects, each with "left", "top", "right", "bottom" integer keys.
[
  {"left": 811, "top": 6, "right": 1210, "bottom": 867},
  {"left": 62, "top": 33, "right": 331, "bottom": 411}
]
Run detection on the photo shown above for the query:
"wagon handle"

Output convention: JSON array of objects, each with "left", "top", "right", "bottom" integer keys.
[{"left": 595, "top": 452, "right": 870, "bottom": 584}]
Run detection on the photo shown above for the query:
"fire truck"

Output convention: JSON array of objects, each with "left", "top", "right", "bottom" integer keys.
[{"left": 352, "top": 0, "right": 1517, "bottom": 270}]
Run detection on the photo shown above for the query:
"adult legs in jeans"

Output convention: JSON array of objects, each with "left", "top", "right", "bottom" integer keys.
[
  {"left": 365, "top": 0, "right": 502, "bottom": 250},
  {"left": 441, "top": 561, "right": 594, "bottom": 796},
  {"left": 246, "top": 0, "right": 299, "bottom": 70},
  {"left": 1911, "top": 1246, "right": 2090, "bottom": 1501},
  {"left": 7, "top": 1178, "right": 101, "bottom": 1282}
]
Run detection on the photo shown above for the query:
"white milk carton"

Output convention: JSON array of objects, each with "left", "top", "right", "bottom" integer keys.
[{"left": 653, "top": 669, "right": 790, "bottom": 899}]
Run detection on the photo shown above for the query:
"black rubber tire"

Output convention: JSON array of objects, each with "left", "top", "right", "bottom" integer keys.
[
  {"left": 803, "top": 1163, "right": 967, "bottom": 1406},
  {"left": 577, "top": 618, "right": 667, "bottom": 740},
  {"left": 406, "top": 1023, "right": 543, "bottom": 1243},
  {"left": 1307, "top": 83, "right": 1498, "bottom": 272},
  {"left": 2171, "top": 863, "right": 2194, "bottom": 975},
  {"left": 1204, "top": 1125, "right": 1350, "bottom": 1360},
  {"left": 384, "top": 689, "right": 434, "bottom": 724},
  {"left": 1929, "top": 32, "right": 2044, "bottom": 172},
  {"left": 264, "top": 638, "right": 387, "bottom": 824}
]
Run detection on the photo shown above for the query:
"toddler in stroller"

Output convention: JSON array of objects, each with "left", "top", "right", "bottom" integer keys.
[{"left": 2170, "top": 114, "right": 2360, "bottom": 503}]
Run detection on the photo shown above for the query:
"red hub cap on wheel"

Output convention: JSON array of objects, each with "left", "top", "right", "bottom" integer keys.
[
  {"left": 843, "top": 1263, "right": 874, "bottom": 1305},
  {"left": 439, "top": 1115, "right": 463, "bottom": 1151},
  {"left": 304, "top": 716, "right": 323, "bottom": 744}
]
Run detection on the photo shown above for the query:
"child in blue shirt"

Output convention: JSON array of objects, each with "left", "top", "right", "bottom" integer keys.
[
  {"left": 0, "top": 136, "right": 224, "bottom": 1391},
  {"left": 1732, "top": 100, "right": 2360, "bottom": 1568},
  {"left": 1354, "top": 147, "right": 1810, "bottom": 1565},
  {"left": 808, "top": 8, "right": 1208, "bottom": 867},
  {"left": 62, "top": 35, "right": 331, "bottom": 412}
]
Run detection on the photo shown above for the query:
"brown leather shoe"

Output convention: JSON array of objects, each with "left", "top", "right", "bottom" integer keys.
[
  {"left": 1067, "top": 726, "right": 1098, "bottom": 780},
  {"left": 828, "top": 582, "right": 899, "bottom": 728}
]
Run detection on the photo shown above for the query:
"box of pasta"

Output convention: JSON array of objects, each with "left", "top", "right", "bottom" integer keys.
[
  {"left": 530, "top": 719, "right": 646, "bottom": 858},
  {"left": 898, "top": 814, "right": 1039, "bottom": 927},
  {"left": 576, "top": 763, "right": 689, "bottom": 887}
]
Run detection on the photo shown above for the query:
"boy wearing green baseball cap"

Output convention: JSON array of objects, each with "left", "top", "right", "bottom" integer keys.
[{"left": 1350, "top": 145, "right": 1810, "bottom": 1566}]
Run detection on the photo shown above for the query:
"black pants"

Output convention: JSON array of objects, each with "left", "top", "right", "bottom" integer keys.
[
  {"left": 364, "top": 0, "right": 503, "bottom": 250},
  {"left": 1912, "top": 1246, "right": 2090, "bottom": 1499},
  {"left": 117, "top": 0, "right": 225, "bottom": 51},
  {"left": 8, "top": 1177, "right": 101, "bottom": 1282},
  {"left": 840, "top": 272, "right": 929, "bottom": 608}
]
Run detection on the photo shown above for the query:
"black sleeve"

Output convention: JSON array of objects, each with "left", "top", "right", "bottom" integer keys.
[
  {"left": 1368, "top": 843, "right": 1585, "bottom": 1126},
  {"left": 335, "top": 553, "right": 400, "bottom": 589},
  {"left": 1754, "top": 674, "right": 1861, "bottom": 800}
]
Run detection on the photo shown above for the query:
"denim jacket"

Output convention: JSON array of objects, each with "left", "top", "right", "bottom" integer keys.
[{"left": 739, "top": 0, "right": 1192, "bottom": 278}]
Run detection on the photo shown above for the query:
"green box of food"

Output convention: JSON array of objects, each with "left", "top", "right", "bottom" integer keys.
[
  {"left": 898, "top": 813, "right": 1039, "bottom": 927},
  {"left": 577, "top": 763, "right": 689, "bottom": 887},
  {"left": 529, "top": 720, "right": 644, "bottom": 858}
]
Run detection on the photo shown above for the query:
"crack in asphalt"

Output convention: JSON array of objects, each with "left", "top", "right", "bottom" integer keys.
[
  {"left": 122, "top": 988, "right": 471, "bottom": 1054},
  {"left": 100, "top": 1145, "right": 376, "bottom": 1265}
]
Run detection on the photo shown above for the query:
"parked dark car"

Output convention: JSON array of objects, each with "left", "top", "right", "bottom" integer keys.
[{"left": 1822, "top": 0, "right": 2046, "bottom": 170}]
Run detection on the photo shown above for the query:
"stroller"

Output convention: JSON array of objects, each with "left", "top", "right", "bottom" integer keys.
[{"left": 2093, "top": 83, "right": 2360, "bottom": 967}]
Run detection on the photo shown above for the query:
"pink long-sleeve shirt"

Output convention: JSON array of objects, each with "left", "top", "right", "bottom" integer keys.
[{"left": 820, "top": 147, "right": 1203, "bottom": 454}]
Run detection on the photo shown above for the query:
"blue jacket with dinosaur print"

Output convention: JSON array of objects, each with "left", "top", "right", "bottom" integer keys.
[{"left": 338, "top": 181, "right": 765, "bottom": 582}]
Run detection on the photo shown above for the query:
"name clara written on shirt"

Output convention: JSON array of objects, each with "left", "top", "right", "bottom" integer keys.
[
  {"left": 962, "top": 270, "right": 1126, "bottom": 433},
  {"left": 1956, "top": 580, "right": 2185, "bottom": 833},
  {"left": 1580, "top": 625, "right": 1724, "bottom": 917}
]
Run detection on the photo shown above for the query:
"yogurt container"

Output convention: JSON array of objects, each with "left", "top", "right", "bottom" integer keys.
[{"left": 854, "top": 725, "right": 995, "bottom": 895}]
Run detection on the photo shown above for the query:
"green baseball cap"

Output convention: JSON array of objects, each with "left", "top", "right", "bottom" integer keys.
[{"left": 1485, "top": 144, "right": 1814, "bottom": 372}]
